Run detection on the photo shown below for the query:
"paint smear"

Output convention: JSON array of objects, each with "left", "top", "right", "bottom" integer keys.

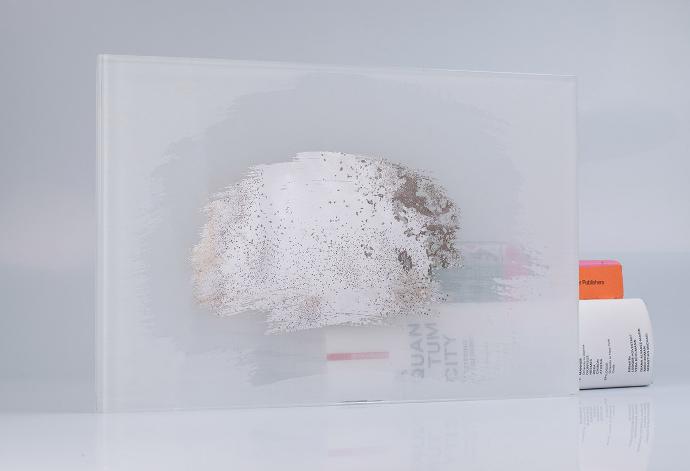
[{"left": 192, "top": 152, "right": 460, "bottom": 333}]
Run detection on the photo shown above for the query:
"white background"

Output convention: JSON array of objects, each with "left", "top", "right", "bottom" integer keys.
[{"left": 1, "top": 0, "right": 689, "bottom": 412}]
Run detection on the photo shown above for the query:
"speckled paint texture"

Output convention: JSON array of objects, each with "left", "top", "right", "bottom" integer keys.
[{"left": 192, "top": 152, "right": 460, "bottom": 333}]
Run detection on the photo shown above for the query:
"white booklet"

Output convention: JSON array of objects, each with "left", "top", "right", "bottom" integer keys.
[{"left": 579, "top": 298, "right": 654, "bottom": 389}]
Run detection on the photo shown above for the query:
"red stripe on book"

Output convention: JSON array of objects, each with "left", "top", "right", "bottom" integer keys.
[{"left": 327, "top": 352, "right": 389, "bottom": 361}]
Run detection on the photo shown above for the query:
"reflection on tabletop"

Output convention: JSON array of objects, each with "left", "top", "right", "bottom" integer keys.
[{"left": 2, "top": 385, "right": 686, "bottom": 470}]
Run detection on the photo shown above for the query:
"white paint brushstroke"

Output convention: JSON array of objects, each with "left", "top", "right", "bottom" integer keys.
[{"left": 192, "top": 152, "right": 460, "bottom": 333}]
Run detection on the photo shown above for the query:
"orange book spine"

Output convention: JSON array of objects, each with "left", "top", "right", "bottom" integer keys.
[{"left": 579, "top": 260, "right": 624, "bottom": 300}]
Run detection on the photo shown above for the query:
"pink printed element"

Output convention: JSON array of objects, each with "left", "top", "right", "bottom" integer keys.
[
  {"left": 579, "top": 260, "right": 621, "bottom": 267},
  {"left": 326, "top": 352, "right": 389, "bottom": 361},
  {"left": 504, "top": 244, "right": 530, "bottom": 278}
]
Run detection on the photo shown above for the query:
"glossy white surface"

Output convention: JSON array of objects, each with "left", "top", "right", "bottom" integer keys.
[
  {"left": 97, "top": 56, "right": 577, "bottom": 410},
  {"left": 2, "top": 385, "right": 687, "bottom": 470}
]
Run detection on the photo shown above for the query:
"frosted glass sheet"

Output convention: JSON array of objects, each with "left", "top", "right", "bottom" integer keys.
[{"left": 97, "top": 55, "right": 578, "bottom": 411}]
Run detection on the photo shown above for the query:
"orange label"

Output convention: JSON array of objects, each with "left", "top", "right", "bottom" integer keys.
[{"left": 579, "top": 260, "right": 624, "bottom": 300}]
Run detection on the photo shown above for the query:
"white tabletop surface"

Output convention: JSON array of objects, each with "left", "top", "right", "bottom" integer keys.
[{"left": 1, "top": 383, "right": 688, "bottom": 470}]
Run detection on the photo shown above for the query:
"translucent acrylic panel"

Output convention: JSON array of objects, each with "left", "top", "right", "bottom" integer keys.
[{"left": 97, "top": 55, "right": 578, "bottom": 411}]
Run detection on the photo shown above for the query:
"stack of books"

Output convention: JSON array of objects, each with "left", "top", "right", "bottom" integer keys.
[{"left": 578, "top": 261, "right": 654, "bottom": 389}]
